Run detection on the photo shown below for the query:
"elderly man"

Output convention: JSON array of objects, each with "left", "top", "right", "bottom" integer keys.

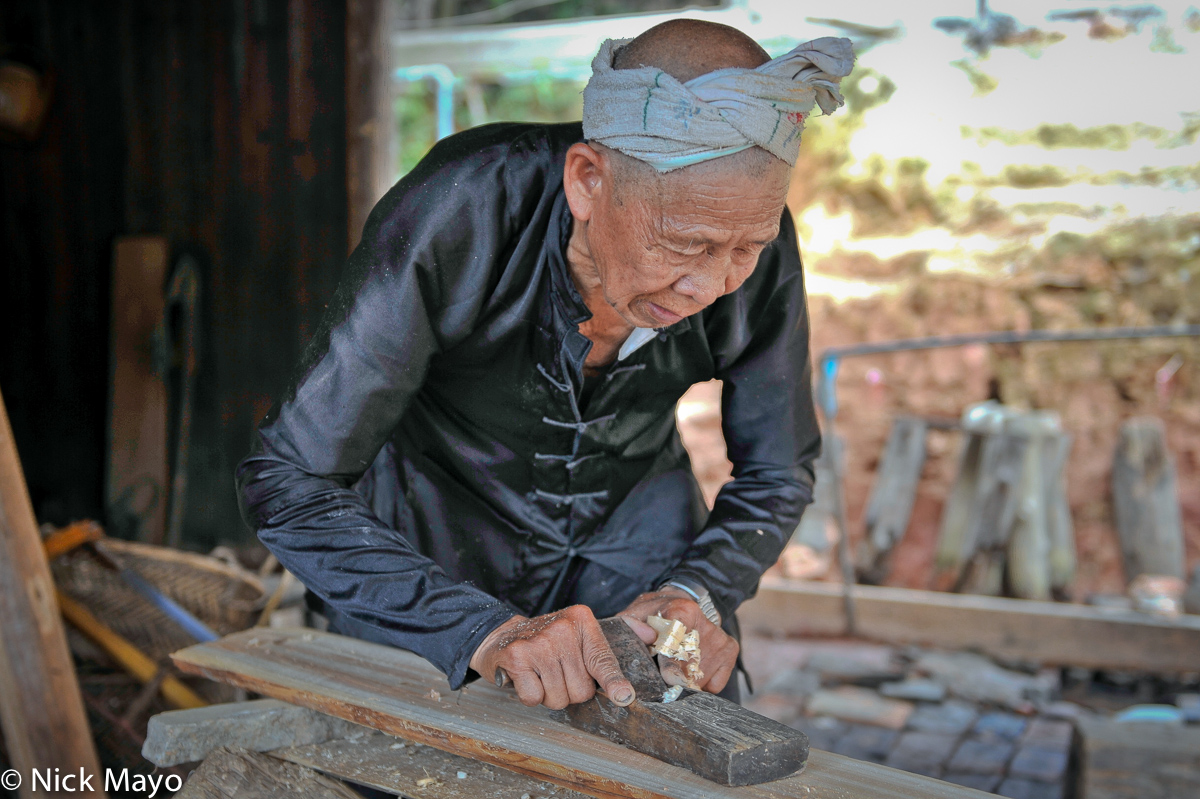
[{"left": 237, "top": 20, "right": 851, "bottom": 710}]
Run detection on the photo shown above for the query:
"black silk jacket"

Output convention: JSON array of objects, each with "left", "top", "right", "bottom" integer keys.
[{"left": 236, "top": 122, "right": 821, "bottom": 689}]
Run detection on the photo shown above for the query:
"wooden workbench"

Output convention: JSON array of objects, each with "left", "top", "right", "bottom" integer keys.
[{"left": 173, "top": 628, "right": 992, "bottom": 799}]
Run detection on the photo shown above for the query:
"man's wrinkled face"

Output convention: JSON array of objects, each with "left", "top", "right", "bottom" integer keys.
[{"left": 587, "top": 156, "right": 790, "bottom": 329}]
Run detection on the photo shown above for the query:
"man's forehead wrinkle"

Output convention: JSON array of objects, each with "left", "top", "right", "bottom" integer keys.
[{"left": 659, "top": 213, "right": 782, "bottom": 243}]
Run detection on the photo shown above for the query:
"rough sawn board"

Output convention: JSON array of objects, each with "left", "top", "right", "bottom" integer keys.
[{"left": 173, "top": 628, "right": 992, "bottom": 799}]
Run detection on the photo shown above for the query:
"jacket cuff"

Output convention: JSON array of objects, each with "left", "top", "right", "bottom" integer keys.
[
  {"left": 445, "top": 604, "right": 516, "bottom": 690},
  {"left": 658, "top": 566, "right": 738, "bottom": 625}
]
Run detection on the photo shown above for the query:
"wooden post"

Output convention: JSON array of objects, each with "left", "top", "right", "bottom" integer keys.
[
  {"left": 346, "top": 0, "right": 396, "bottom": 253},
  {"left": 857, "top": 416, "right": 927, "bottom": 584},
  {"left": 1112, "top": 416, "right": 1185, "bottom": 581},
  {"left": 0, "top": 386, "right": 106, "bottom": 798}
]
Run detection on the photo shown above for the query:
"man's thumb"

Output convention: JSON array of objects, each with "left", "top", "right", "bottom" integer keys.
[{"left": 582, "top": 627, "right": 636, "bottom": 706}]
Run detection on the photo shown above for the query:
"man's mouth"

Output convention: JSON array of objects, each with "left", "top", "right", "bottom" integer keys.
[{"left": 646, "top": 302, "right": 684, "bottom": 325}]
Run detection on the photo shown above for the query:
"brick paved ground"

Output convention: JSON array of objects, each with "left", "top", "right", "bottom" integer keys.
[{"left": 742, "top": 635, "right": 1075, "bottom": 798}]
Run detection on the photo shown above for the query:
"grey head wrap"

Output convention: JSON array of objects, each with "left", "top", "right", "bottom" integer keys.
[{"left": 582, "top": 36, "right": 855, "bottom": 172}]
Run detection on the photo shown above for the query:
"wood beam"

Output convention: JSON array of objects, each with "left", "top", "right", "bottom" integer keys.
[
  {"left": 0, "top": 386, "right": 106, "bottom": 798},
  {"left": 173, "top": 628, "right": 992, "bottom": 799},
  {"left": 740, "top": 577, "right": 1200, "bottom": 673},
  {"left": 346, "top": 0, "right": 396, "bottom": 253}
]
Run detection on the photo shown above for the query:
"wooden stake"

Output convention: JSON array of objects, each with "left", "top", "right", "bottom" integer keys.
[
  {"left": 0, "top": 386, "right": 106, "bottom": 797},
  {"left": 1112, "top": 417, "right": 1185, "bottom": 581},
  {"left": 857, "top": 416, "right": 927, "bottom": 584}
]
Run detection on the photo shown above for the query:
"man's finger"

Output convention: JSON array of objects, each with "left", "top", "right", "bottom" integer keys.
[
  {"left": 559, "top": 649, "right": 598, "bottom": 706},
  {"left": 617, "top": 614, "right": 658, "bottom": 645},
  {"left": 507, "top": 666, "right": 545, "bottom": 707},
  {"left": 580, "top": 625, "right": 635, "bottom": 706},
  {"left": 705, "top": 661, "right": 734, "bottom": 694},
  {"left": 537, "top": 662, "right": 572, "bottom": 711},
  {"left": 658, "top": 657, "right": 690, "bottom": 687}
]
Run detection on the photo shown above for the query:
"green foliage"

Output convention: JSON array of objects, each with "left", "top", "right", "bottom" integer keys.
[
  {"left": 395, "top": 73, "right": 584, "bottom": 176},
  {"left": 1151, "top": 25, "right": 1185, "bottom": 54},
  {"left": 476, "top": 76, "right": 584, "bottom": 124},
  {"left": 1003, "top": 164, "right": 1072, "bottom": 188},
  {"left": 395, "top": 82, "right": 438, "bottom": 177},
  {"left": 950, "top": 59, "right": 998, "bottom": 96},
  {"left": 964, "top": 122, "right": 1193, "bottom": 151},
  {"left": 843, "top": 69, "right": 896, "bottom": 114}
]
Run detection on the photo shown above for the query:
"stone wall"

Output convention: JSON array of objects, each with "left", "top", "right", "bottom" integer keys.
[{"left": 682, "top": 6, "right": 1200, "bottom": 597}]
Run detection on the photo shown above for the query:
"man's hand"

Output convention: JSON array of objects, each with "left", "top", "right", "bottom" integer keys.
[
  {"left": 617, "top": 587, "right": 739, "bottom": 694},
  {"left": 469, "top": 605, "right": 636, "bottom": 710}
]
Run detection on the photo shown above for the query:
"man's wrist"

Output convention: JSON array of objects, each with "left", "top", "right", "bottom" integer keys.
[
  {"left": 463, "top": 609, "right": 519, "bottom": 682},
  {"left": 658, "top": 578, "right": 721, "bottom": 626}
]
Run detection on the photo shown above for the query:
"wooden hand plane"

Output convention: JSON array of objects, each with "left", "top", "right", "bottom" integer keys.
[{"left": 552, "top": 617, "right": 809, "bottom": 786}]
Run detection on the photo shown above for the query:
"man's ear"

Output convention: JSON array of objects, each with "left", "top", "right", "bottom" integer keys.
[{"left": 563, "top": 142, "right": 606, "bottom": 223}]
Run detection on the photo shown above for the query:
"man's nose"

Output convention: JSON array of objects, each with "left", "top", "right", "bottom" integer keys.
[{"left": 672, "top": 258, "right": 730, "bottom": 307}]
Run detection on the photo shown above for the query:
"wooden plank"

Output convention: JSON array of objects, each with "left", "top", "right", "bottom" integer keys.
[
  {"left": 173, "top": 628, "right": 993, "bottom": 799},
  {"left": 0, "top": 386, "right": 106, "bottom": 798},
  {"left": 740, "top": 577, "right": 1200, "bottom": 673},
  {"left": 1075, "top": 717, "right": 1200, "bottom": 799},
  {"left": 107, "top": 235, "right": 168, "bottom": 543},
  {"left": 177, "top": 746, "right": 362, "bottom": 799},
  {"left": 274, "top": 729, "right": 593, "bottom": 799},
  {"left": 1112, "top": 417, "right": 1186, "bottom": 581}
]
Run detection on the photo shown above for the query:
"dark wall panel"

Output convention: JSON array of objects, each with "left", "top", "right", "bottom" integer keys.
[
  {"left": 0, "top": 1, "right": 126, "bottom": 524},
  {"left": 0, "top": 0, "right": 348, "bottom": 549}
]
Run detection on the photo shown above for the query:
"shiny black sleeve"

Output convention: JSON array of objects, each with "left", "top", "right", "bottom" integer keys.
[
  {"left": 662, "top": 212, "right": 821, "bottom": 621},
  {"left": 235, "top": 128, "right": 535, "bottom": 688}
]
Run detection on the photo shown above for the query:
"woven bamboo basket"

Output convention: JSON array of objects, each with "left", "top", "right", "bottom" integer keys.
[{"left": 52, "top": 539, "right": 265, "bottom": 662}]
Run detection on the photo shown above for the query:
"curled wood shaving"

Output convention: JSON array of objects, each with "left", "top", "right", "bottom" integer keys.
[{"left": 646, "top": 615, "right": 704, "bottom": 688}]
